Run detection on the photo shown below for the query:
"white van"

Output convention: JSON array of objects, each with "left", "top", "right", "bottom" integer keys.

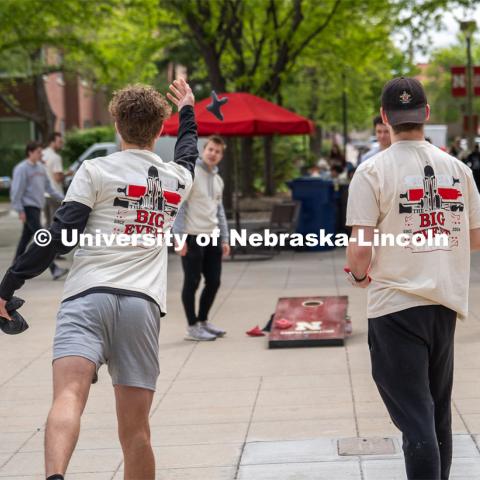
[{"left": 67, "top": 136, "right": 207, "bottom": 188}]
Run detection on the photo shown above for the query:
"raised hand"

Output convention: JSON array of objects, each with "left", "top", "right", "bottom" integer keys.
[{"left": 167, "top": 78, "right": 195, "bottom": 111}]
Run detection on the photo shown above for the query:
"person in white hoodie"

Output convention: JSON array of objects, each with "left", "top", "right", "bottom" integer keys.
[{"left": 174, "top": 135, "right": 230, "bottom": 341}]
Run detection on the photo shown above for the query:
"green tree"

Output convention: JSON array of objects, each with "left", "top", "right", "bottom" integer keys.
[
  {"left": 282, "top": 1, "right": 411, "bottom": 156},
  {"left": 0, "top": 0, "right": 110, "bottom": 139},
  {"left": 0, "top": 0, "right": 165, "bottom": 140},
  {"left": 161, "top": 0, "right": 409, "bottom": 195},
  {"left": 424, "top": 40, "right": 480, "bottom": 129}
]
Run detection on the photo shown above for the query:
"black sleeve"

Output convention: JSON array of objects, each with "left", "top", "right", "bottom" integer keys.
[
  {"left": 174, "top": 105, "right": 198, "bottom": 179},
  {"left": 0, "top": 201, "right": 91, "bottom": 300}
]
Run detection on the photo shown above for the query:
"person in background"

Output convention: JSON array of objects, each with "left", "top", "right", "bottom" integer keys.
[
  {"left": 329, "top": 143, "right": 345, "bottom": 167},
  {"left": 465, "top": 143, "right": 480, "bottom": 191},
  {"left": 449, "top": 136, "right": 463, "bottom": 159},
  {"left": 360, "top": 115, "right": 391, "bottom": 165},
  {"left": 330, "top": 164, "right": 344, "bottom": 180},
  {"left": 317, "top": 158, "right": 331, "bottom": 179},
  {"left": 43, "top": 132, "right": 67, "bottom": 227},
  {"left": 308, "top": 164, "right": 322, "bottom": 177},
  {"left": 10, "top": 141, "right": 67, "bottom": 280},
  {"left": 173, "top": 135, "right": 230, "bottom": 342}
]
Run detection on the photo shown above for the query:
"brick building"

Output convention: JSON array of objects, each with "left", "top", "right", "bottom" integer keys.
[{"left": 0, "top": 69, "right": 110, "bottom": 147}]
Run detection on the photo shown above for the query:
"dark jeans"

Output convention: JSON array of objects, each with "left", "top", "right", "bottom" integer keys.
[
  {"left": 368, "top": 305, "right": 456, "bottom": 480},
  {"left": 181, "top": 235, "right": 222, "bottom": 326},
  {"left": 15, "top": 206, "right": 56, "bottom": 274}
]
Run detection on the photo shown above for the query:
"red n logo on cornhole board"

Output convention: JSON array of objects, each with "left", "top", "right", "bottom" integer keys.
[{"left": 268, "top": 296, "right": 349, "bottom": 348}]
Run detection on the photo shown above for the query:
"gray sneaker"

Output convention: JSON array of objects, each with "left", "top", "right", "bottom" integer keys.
[
  {"left": 200, "top": 321, "right": 226, "bottom": 337},
  {"left": 185, "top": 325, "right": 217, "bottom": 341},
  {"left": 52, "top": 266, "right": 68, "bottom": 281}
]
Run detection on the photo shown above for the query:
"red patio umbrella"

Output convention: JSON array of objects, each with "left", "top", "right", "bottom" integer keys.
[
  {"left": 162, "top": 92, "right": 314, "bottom": 136},
  {"left": 163, "top": 92, "right": 314, "bottom": 259}
]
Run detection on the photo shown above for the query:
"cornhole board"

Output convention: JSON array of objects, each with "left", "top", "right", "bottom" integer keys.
[{"left": 269, "top": 296, "right": 349, "bottom": 348}]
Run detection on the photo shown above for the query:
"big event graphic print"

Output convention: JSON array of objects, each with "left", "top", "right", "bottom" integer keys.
[
  {"left": 399, "top": 164, "right": 464, "bottom": 251},
  {"left": 112, "top": 165, "right": 184, "bottom": 240}
]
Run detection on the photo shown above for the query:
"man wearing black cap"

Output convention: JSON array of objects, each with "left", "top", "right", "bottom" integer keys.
[{"left": 346, "top": 77, "right": 480, "bottom": 480}]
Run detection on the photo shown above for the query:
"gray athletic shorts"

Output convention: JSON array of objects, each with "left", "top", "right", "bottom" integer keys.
[{"left": 53, "top": 293, "right": 161, "bottom": 391}]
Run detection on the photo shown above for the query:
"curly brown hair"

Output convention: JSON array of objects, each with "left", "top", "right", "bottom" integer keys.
[{"left": 109, "top": 84, "right": 172, "bottom": 148}]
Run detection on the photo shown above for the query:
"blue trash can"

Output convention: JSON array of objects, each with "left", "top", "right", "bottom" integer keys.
[{"left": 287, "top": 177, "right": 337, "bottom": 250}]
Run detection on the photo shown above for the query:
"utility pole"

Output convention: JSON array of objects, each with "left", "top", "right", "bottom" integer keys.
[{"left": 460, "top": 20, "right": 477, "bottom": 152}]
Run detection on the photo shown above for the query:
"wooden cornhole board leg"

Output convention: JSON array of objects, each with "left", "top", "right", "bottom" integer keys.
[{"left": 268, "top": 296, "right": 349, "bottom": 349}]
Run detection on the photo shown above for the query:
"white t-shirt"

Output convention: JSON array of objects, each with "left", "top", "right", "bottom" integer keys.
[
  {"left": 347, "top": 140, "right": 480, "bottom": 320},
  {"left": 43, "top": 147, "right": 64, "bottom": 194},
  {"left": 61, "top": 149, "right": 193, "bottom": 313}
]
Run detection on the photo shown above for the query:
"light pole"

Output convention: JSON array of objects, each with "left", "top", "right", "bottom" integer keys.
[{"left": 460, "top": 20, "right": 476, "bottom": 152}]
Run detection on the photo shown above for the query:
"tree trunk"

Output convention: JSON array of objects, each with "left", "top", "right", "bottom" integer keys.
[
  {"left": 33, "top": 73, "right": 56, "bottom": 141},
  {"left": 241, "top": 137, "right": 255, "bottom": 197},
  {"left": 264, "top": 136, "right": 275, "bottom": 196},
  {"left": 307, "top": 68, "right": 321, "bottom": 157},
  {"left": 203, "top": 49, "right": 227, "bottom": 93},
  {"left": 310, "top": 124, "right": 323, "bottom": 157},
  {"left": 31, "top": 49, "right": 56, "bottom": 142}
]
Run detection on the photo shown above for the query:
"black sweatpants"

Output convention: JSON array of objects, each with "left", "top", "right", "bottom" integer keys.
[
  {"left": 181, "top": 235, "right": 222, "bottom": 326},
  {"left": 368, "top": 305, "right": 456, "bottom": 480},
  {"left": 15, "top": 206, "right": 56, "bottom": 274}
]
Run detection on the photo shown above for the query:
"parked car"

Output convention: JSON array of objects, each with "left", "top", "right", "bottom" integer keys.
[
  {"left": 66, "top": 136, "right": 208, "bottom": 189},
  {"left": 68, "top": 142, "right": 118, "bottom": 174},
  {"left": 65, "top": 142, "right": 118, "bottom": 189},
  {"left": 0, "top": 176, "right": 11, "bottom": 191}
]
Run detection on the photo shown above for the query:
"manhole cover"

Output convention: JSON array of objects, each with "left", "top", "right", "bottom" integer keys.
[{"left": 338, "top": 437, "right": 396, "bottom": 456}]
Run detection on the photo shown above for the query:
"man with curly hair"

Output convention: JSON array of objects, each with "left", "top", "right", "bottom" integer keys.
[{"left": 0, "top": 79, "right": 197, "bottom": 480}]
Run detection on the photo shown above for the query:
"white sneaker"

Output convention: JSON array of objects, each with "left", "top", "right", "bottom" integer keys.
[
  {"left": 200, "top": 321, "right": 226, "bottom": 337},
  {"left": 184, "top": 325, "right": 217, "bottom": 341}
]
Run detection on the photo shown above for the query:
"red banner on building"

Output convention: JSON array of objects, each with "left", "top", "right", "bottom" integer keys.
[{"left": 451, "top": 66, "right": 480, "bottom": 97}]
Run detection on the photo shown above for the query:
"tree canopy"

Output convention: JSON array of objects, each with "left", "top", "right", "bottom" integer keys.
[
  {"left": 424, "top": 41, "right": 480, "bottom": 126},
  {"left": 0, "top": 0, "right": 164, "bottom": 137},
  {"left": 0, "top": 0, "right": 477, "bottom": 194}
]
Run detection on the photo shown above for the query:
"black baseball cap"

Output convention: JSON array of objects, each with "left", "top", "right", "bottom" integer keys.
[{"left": 381, "top": 77, "right": 428, "bottom": 126}]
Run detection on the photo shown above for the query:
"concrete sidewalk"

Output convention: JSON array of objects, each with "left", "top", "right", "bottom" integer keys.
[{"left": 1, "top": 218, "right": 480, "bottom": 479}]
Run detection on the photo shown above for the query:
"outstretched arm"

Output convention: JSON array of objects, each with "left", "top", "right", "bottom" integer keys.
[
  {"left": 168, "top": 79, "right": 198, "bottom": 179},
  {"left": 0, "top": 201, "right": 91, "bottom": 319}
]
